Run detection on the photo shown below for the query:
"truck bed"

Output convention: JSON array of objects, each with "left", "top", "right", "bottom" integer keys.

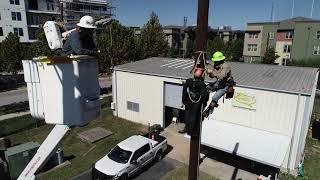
[{"left": 143, "top": 132, "right": 166, "bottom": 148}]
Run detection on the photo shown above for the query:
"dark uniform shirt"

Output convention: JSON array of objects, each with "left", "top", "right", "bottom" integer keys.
[
  {"left": 182, "top": 77, "right": 209, "bottom": 135},
  {"left": 62, "top": 30, "right": 96, "bottom": 56}
]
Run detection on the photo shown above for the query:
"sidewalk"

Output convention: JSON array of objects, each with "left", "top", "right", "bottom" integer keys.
[{"left": 0, "top": 111, "right": 30, "bottom": 121}]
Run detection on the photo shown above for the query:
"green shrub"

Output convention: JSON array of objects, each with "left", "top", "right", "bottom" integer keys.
[{"left": 288, "top": 58, "right": 320, "bottom": 68}]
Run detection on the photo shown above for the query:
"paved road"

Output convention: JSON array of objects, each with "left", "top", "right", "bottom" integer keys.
[
  {"left": 0, "top": 78, "right": 112, "bottom": 107},
  {"left": 71, "top": 157, "right": 182, "bottom": 180}
]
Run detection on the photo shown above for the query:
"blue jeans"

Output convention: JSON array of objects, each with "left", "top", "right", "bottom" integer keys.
[{"left": 212, "top": 86, "right": 228, "bottom": 102}]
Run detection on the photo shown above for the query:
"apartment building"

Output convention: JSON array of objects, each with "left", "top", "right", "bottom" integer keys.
[
  {"left": 243, "top": 17, "right": 320, "bottom": 65},
  {"left": 0, "top": 0, "right": 29, "bottom": 42},
  {"left": 0, "top": 0, "right": 113, "bottom": 42}
]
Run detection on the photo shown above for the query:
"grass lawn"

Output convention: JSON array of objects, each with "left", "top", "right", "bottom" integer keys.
[
  {"left": 164, "top": 166, "right": 220, "bottom": 180},
  {"left": 0, "top": 114, "right": 44, "bottom": 137},
  {"left": 3, "top": 108, "right": 147, "bottom": 180}
]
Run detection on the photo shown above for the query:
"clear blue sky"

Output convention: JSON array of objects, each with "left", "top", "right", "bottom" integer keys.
[{"left": 114, "top": 0, "right": 320, "bottom": 30}]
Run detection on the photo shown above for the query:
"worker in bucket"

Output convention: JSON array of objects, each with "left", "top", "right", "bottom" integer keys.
[
  {"left": 180, "top": 68, "right": 209, "bottom": 135},
  {"left": 62, "top": 15, "right": 97, "bottom": 56},
  {"left": 202, "top": 51, "right": 234, "bottom": 118}
]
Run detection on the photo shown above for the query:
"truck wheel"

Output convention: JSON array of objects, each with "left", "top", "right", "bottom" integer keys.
[
  {"left": 119, "top": 174, "right": 128, "bottom": 180},
  {"left": 155, "top": 151, "right": 163, "bottom": 162}
]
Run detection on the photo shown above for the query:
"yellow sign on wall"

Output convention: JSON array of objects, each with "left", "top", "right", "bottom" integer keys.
[{"left": 232, "top": 91, "right": 256, "bottom": 110}]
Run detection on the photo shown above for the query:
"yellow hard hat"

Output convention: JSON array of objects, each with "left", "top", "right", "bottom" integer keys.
[{"left": 211, "top": 51, "right": 226, "bottom": 62}]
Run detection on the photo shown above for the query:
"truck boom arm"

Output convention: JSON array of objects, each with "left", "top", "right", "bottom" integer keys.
[{"left": 18, "top": 125, "right": 70, "bottom": 180}]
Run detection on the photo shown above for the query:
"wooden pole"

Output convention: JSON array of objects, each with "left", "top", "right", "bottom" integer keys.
[{"left": 188, "top": 0, "right": 209, "bottom": 180}]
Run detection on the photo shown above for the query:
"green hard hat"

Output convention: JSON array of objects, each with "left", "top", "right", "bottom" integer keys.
[{"left": 211, "top": 51, "right": 226, "bottom": 62}]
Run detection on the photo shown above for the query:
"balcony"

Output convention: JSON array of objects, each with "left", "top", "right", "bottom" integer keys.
[{"left": 26, "top": 9, "right": 60, "bottom": 15}]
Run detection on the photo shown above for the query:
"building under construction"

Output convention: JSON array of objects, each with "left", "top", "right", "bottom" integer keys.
[{"left": 0, "top": 0, "right": 114, "bottom": 42}]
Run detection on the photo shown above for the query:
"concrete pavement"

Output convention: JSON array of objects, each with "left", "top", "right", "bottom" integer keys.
[
  {"left": 0, "top": 87, "right": 28, "bottom": 107},
  {"left": 162, "top": 123, "right": 258, "bottom": 180},
  {"left": 0, "top": 78, "right": 112, "bottom": 107},
  {"left": 70, "top": 157, "right": 182, "bottom": 180}
]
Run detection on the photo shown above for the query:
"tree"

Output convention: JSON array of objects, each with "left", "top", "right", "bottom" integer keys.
[
  {"left": 96, "top": 21, "right": 136, "bottom": 73},
  {"left": 0, "top": 33, "right": 23, "bottom": 74},
  {"left": 185, "top": 39, "right": 195, "bottom": 58},
  {"left": 262, "top": 47, "right": 279, "bottom": 64},
  {"left": 140, "top": 12, "right": 169, "bottom": 59},
  {"left": 228, "top": 38, "right": 244, "bottom": 61},
  {"left": 207, "top": 36, "right": 225, "bottom": 59},
  {"left": 27, "top": 28, "right": 53, "bottom": 58}
]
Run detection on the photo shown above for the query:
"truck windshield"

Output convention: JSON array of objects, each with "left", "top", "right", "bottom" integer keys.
[{"left": 108, "top": 146, "right": 132, "bottom": 164}]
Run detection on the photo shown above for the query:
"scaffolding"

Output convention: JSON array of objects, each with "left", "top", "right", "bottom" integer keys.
[{"left": 59, "top": 0, "right": 115, "bottom": 22}]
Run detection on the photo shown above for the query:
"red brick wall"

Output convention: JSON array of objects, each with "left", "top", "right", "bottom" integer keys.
[{"left": 277, "top": 32, "right": 292, "bottom": 41}]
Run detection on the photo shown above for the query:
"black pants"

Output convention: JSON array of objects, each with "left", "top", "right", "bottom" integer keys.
[{"left": 184, "top": 102, "right": 203, "bottom": 136}]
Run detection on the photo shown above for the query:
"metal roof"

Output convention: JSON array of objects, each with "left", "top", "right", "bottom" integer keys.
[
  {"left": 114, "top": 57, "right": 319, "bottom": 95},
  {"left": 247, "top": 16, "right": 320, "bottom": 30}
]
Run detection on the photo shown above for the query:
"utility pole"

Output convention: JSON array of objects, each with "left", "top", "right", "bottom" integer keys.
[
  {"left": 311, "top": 0, "right": 315, "bottom": 18},
  {"left": 291, "top": 0, "right": 295, "bottom": 18},
  {"left": 60, "top": 1, "right": 64, "bottom": 22},
  {"left": 188, "top": 0, "right": 209, "bottom": 180}
]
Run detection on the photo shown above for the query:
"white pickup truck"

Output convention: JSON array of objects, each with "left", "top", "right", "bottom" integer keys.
[{"left": 93, "top": 133, "right": 167, "bottom": 180}]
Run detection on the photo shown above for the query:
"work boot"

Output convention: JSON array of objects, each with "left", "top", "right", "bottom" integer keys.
[
  {"left": 202, "top": 101, "right": 218, "bottom": 118},
  {"left": 178, "top": 125, "right": 187, "bottom": 134}
]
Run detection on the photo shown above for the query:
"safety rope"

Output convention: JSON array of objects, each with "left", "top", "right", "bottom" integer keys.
[
  {"left": 187, "top": 87, "right": 202, "bottom": 104},
  {"left": 190, "top": 51, "right": 207, "bottom": 74}
]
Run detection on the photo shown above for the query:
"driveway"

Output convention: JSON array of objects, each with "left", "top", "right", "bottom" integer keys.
[
  {"left": 0, "top": 78, "right": 112, "bottom": 107},
  {"left": 70, "top": 157, "right": 182, "bottom": 180},
  {"left": 162, "top": 123, "right": 258, "bottom": 180}
]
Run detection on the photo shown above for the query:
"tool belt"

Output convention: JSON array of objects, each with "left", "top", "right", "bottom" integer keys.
[{"left": 225, "top": 79, "right": 236, "bottom": 99}]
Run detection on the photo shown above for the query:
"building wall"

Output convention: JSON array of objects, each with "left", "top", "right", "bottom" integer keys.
[
  {"left": 275, "top": 41, "right": 292, "bottom": 65},
  {"left": 243, "top": 56, "right": 261, "bottom": 63},
  {"left": 243, "top": 25, "right": 263, "bottom": 59},
  {"left": 292, "top": 22, "right": 320, "bottom": 60},
  {"left": 260, "top": 24, "right": 278, "bottom": 55},
  {"left": 114, "top": 70, "right": 315, "bottom": 172},
  {"left": 277, "top": 31, "right": 293, "bottom": 42},
  {"left": 243, "top": 24, "right": 278, "bottom": 63},
  {"left": 209, "top": 86, "right": 310, "bottom": 172},
  {"left": 114, "top": 71, "right": 183, "bottom": 126},
  {"left": 0, "top": 0, "right": 29, "bottom": 42}
]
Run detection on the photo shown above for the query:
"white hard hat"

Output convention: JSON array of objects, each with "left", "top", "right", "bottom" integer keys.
[{"left": 77, "top": 15, "right": 97, "bottom": 29}]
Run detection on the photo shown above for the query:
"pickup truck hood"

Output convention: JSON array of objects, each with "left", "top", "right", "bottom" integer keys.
[{"left": 95, "top": 155, "right": 128, "bottom": 176}]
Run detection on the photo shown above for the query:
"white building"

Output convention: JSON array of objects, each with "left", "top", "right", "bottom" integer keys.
[
  {"left": 0, "top": 0, "right": 113, "bottom": 42},
  {"left": 0, "top": 0, "right": 29, "bottom": 42},
  {"left": 112, "top": 57, "right": 319, "bottom": 174}
]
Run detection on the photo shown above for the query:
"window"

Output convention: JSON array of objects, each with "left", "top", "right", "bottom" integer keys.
[
  {"left": 247, "top": 44, "right": 258, "bottom": 52},
  {"left": 13, "top": 28, "right": 23, "bottom": 36},
  {"left": 11, "top": 12, "right": 21, "bottom": 21},
  {"left": 283, "top": 45, "right": 292, "bottom": 53},
  {"left": 127, "top": 101, "right": 139, "bottom": 112},
  {"left": 314, "top": 46, "right": 320, "bottom": 55},
  {"left": 317, "top": 31, "right": 320, "bottom": 39},
  {"left": 0, "top": 27, "right": 3, "bottom": 36},
  {"left": 248, "top": 32, "right": 258, "bottom": 39},
  {"left": 282, "top": 58, "right": 289, "bottom": 66},
  {"left": 268, "top": 32, "right": 274, "bottom": 39},
  {"left": 131, "top": 144, "right": 150, "bottom": 162},
  {"left": 10, "top": 0, "right": 19, "bottom": 5},
  {"left": 285, "top": 31, "right": 293, "bottom": 39}
]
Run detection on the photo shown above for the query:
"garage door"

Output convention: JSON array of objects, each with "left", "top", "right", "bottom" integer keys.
[
  {"left": 164, "top": 83, "right": 184, "bottom": 110},
  {"left": 200, "top": 119, "right": 291, "bottom": 168}
]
